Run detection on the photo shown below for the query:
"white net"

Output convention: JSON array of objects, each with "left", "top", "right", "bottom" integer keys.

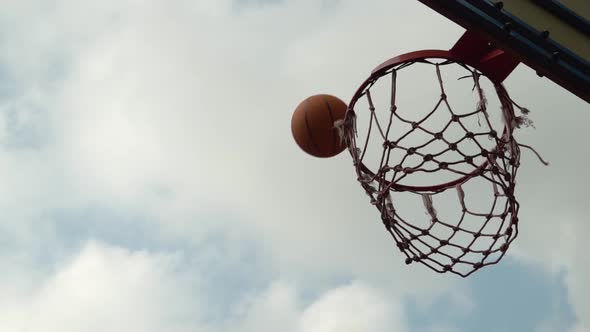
[{"left": 338, "top": 56, "right": 540, "bottom": 277}]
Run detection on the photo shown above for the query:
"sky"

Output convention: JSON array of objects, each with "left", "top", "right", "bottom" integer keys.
[{"left": 0, "top": 0, "right": 588, "bottom": 331}]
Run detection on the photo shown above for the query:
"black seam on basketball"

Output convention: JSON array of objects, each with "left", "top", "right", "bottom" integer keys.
[
  {"left": 304, "top": 109, "right": 322, "bottom": 155},
  {"left": 324, "top": 98, "right": 337, "bottom": 154}
]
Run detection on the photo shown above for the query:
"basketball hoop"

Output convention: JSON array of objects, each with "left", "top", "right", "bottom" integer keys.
[{"left": 336, "top": 49, "right": 545, "bottom": 277}]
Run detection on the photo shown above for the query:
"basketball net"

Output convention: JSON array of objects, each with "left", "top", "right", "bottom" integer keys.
[{"left": 336, "top": 57, "right": 547, "bottom": 277}]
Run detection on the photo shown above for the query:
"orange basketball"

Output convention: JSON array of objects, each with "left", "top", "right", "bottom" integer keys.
[{"left": 291, "top": 94, "right": 348, "bottom": 158}]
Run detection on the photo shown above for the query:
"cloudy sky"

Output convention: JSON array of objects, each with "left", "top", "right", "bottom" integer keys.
[{"left": 0, "top": 0, "right": 588, "bottom": 331}]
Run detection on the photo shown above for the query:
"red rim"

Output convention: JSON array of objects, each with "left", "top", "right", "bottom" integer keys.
[{"left": 348, "top": 49, "right": 508, "bottom": 193}]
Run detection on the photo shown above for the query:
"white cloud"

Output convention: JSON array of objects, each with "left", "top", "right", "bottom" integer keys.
[
  {"left": 232, "top": 282, "right": 300, "bottom": 332},
  {"left": 503, "top": 67, "right": 590, "bottom": 329},
  {"left": 0, "top": 0, "right": 588, "bottom": 330},
  {"left": 230, "top": 281, "right": 409, "bottom": 332},
  {"left": 299, "top": 282, "right": 407, "bottom": 332},
  {"left": 0, "top": 241, "right": 412, "bottom": 332},
  {"left": 0, "top": 241, "right": 205, "bottom": 332},
  {"left": 26, "top": 0, "right": 460, "bottom": 296}
]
